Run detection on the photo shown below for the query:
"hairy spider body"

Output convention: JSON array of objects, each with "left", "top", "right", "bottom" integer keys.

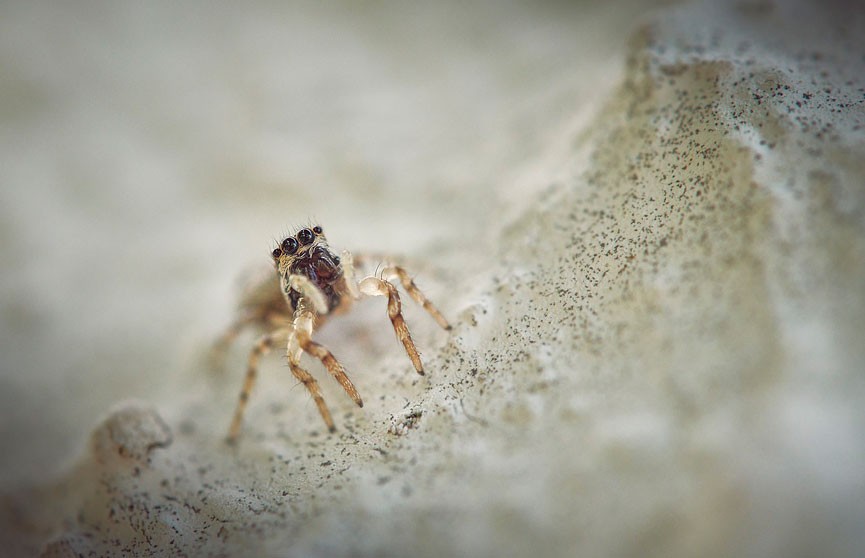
[
  {"left": 281, "top": 234, "right": 345, "bottom": 314},
  {"left": 218, "top": 225, "right": 451, "bottom": 442}
]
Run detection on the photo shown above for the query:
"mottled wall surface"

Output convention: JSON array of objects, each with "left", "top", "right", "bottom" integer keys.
[{"left": 2, "top": 1, "right": 864, "bottom": 557}]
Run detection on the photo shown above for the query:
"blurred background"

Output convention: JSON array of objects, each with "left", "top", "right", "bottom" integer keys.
[{"left": 0, "top": 1, "right": 656, "bottom": 487}]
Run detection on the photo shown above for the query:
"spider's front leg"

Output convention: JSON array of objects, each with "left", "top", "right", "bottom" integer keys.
[
  {"left": 380, "top": 264, "right": 451, "bottom": 331},
  {"left": 287, "top": 301, "right": 363, "bottom": 432},
  {"left": 346, "top": 253, "right": 450, "bottom": 331},
  {"left": 358, "top": 276, "right": 426, "bottom": 375}
]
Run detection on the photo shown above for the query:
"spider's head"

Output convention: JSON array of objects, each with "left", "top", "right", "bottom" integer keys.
[{"left": 272, "top": 225, "right": 343, "bottom": 302}]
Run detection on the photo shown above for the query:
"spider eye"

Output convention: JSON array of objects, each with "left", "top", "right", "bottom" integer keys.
[
  {"left": 281, "top": 237, "right": 299, "bottom": 254},
  {"left": 313, "top": 225, "right": 323, "bottom": 234},
  {"left": 297, "top": 228, "right": 315, "bottom": 245},
  {"left": 271, "top": 247, "right": 282, "bottom": 258},
  {"left": 333, "top": 255, "right": 340, "bottom": 265}
]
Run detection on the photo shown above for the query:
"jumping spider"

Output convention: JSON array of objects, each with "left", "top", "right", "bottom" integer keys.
[{"left": 216, "top": 225, "right": 451, "bottom": 442}]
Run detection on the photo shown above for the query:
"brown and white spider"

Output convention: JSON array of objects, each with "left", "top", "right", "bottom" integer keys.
[{"left": 216, "top": 224, "right": 451, "bottom": 442}]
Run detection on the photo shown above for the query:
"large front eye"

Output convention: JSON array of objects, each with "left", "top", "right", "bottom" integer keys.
[
  {"left": 297, "top": 228, "right": 315, "bottom": 245},
  {"left": 281, "top": 237, "right": 298, "bottom": 254}
]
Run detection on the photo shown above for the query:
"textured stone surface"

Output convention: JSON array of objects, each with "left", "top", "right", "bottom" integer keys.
[{"left": 2, "top": 1, "right": 864, "bottom": 557}]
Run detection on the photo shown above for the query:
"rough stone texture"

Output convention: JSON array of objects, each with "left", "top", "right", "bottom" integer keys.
[{"left": 2, "top": 1, "right": 864, "bottom": 557}]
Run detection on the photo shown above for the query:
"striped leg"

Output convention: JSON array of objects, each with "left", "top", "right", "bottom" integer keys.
[
  {"left": 287, "top": 359, "right": 335, "bottom": 432},
  {"left": 382, "top": 264, "right": 451, "bottom": 330},
  {"left": 210, "top": 313, "right": 257, "bottom": 371},
  {"left": 358, "top": 276, "right": 424, "bottom": 375},
  {"left": 227, "top": 329, "right": 286, "bottom": 443},
  {"left": 286, "top": 308, "right": 345, "bottom": 432},
  {"left": 297, "top": 330, "right": 364, "bottom": 408}
]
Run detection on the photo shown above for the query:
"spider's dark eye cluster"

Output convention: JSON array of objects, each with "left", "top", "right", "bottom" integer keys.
[{"left": 275, "top": 226, "right": 323, "bottom": 258}]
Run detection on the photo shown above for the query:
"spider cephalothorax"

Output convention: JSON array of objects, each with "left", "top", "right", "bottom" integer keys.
[
  {"left": 272, "top": 226, "right": 344, "bottom": 313},
  {"left": 217, "top": 224, "right": 452, "bottom": 441}
]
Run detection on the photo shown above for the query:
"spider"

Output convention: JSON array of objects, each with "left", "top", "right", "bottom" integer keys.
[{"left": 216, "top": 224, "right": 451, "bottom": 442}]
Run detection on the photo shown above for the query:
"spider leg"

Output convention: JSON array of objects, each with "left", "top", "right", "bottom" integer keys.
[
  {"left": 381, "top": 264, "right": 451, "bottom": 330},
  {"left": 340, "top": 250, "right": 361, "bottom": 300},
  {"left": 298, "top": 331, "right": 364, "bottom": 408},
  {"left": 287, "top": 310, "right": 339, "bottom": 431},
  {"left": 210, "top": 309, "right": 267, "bottom": 367},
  {"left": 213, "top": 314, "right": 252, "bottom": 351},
  {"left": 226, "top": 328, "right": 288, "bottom": 443},
  {"left": 287, "top": 359, "right": 335, "bottom": 432},
  {"left": 358, "top": 276, "right": 425, "bottom": 375}
]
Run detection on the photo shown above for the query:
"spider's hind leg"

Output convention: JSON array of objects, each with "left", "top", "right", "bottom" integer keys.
[
  {"left": 227, "top": 328, "right": 288, "bottom": 443},
  {"left": 208, "top": 313, "right": 258, "bottom": 373}
]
